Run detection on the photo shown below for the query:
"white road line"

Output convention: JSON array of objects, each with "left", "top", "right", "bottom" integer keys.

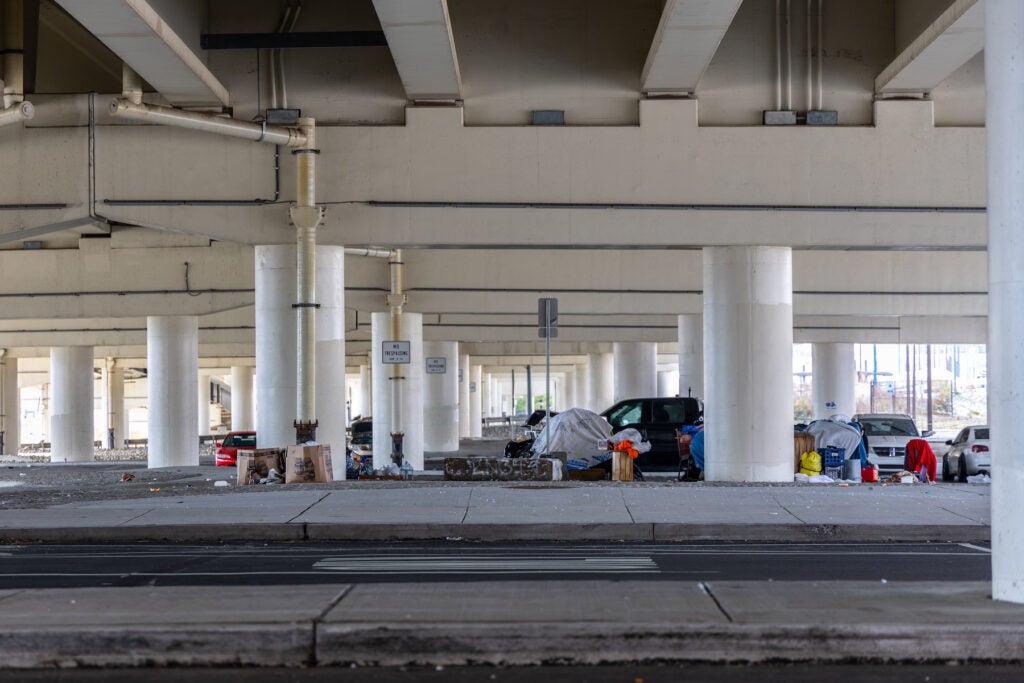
[
  {"left": 313, "top": 557, "right": 659, "bottom": 573},
  {"left": 959, "top": 543, "right": 991, "bottom": 553}
]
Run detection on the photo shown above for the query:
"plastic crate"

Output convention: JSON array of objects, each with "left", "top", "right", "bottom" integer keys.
[
  {"left": 823, "top": 466, "right": 843, "bottom": 480},
  {"left": 819, "top": 447, "right": 846, "bottom": 468}
]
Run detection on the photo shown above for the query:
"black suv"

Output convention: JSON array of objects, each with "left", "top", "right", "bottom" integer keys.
[{"left": 600, "top": 397, "right": 703, "bottom": 469}]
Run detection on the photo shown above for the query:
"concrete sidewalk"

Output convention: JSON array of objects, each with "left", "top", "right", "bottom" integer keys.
[{"left": 1, "top": 581, "right": 1021, "bottom": 668}]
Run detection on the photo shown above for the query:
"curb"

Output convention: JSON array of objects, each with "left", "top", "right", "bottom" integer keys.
[{"left": 0, "top": 522, "right": 991, "bottom": 544}]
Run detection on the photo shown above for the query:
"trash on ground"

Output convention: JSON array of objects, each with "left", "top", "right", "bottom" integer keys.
[
  {"left": 120, "top": 472, "right": 137, "bottom": 482},
  {"left": 214, "top": 480, "right": 230, "bottom": 487},
  {"left": 967, "top": 473, "right": 991, "bottom": 484},
  {"left": 149, "top": 487, "right": 160, "bottom": 492},
  {"left": 795, "top": 472, "right": 835, "bottom": 484}
]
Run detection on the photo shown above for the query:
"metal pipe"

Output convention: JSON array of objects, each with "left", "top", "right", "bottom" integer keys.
[
  {"left": 2, "top": 0, "right": 23, "bottom": 110},
  {"left": 292, "top": 117, "right": 319, "bottom": 438},
  {"left": 806, "top": 0, "right": 813, "bottom": 111},
  {"left": 387, "top": 248, "right": 407, "bottom": 461},
  {"left": 108, "top": 99, "right": 308, "bottom": 148},
  {"left": 344, "top": 247, "right": 394, "bottom": 259},
  {"left": 785, "top": 0, "right": 792, "bottom": 110},
  {"left": 775, "top": 0, "right": 782, "bottom": 111},
  {"left": 366, "top": 199, "right": 986, "bottom": 214},
  {"left": 817, "top": 0, "right": 824, "bottom": 110},
  {"left": 0, "top": 100, "right": 32, "bottom": 126},
  {"left": 122, "top": 63, "right": 143, "bottom": 105}
]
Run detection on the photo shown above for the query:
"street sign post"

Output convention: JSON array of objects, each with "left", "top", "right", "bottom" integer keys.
[{"left": 537, "top": 298, "right": 558, "bottom": 452}]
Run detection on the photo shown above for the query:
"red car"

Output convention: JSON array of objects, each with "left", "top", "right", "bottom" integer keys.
[{"left": 214, "top": 431, "right": 257, "bottom": 466}]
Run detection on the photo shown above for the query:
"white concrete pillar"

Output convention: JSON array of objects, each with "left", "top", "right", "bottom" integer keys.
[
  {"left": 678, "top": 314, "right": 704, "bottom": 399},
  {"left": 359, "top": 364, "right": 372, "bottom": 420},
  {"left": 148, "top": 316, "right": 199, "bottom": 468},
  {"left": 1, "top": 355, "right": 19, "bottom": 455},
  {"left": 573, "top": 363, "right": 588, "bottom": 409},
  {"left": 371, "top": 312, "right": 424, "bottom": 470},
  {"left": 230, "top": 366, "right": 254, "bottom": 431},
  {"left": 314, "top": 246, "right": 346, "bottom": 458},
  {"left": 103, "top": 361, "right": 126, "bottom": 448},
  {"left": 587, "top": 352, "right": 614, "bottom": 412},
  {"left": 423, "top": 341, "right": 459, "bottom": 452},
  {"left": 658, "top": 371, "right": 674, "bottom": 397},
  {"left": 256, "top": 245, "right": 297, "bottom": 448},
  {"left": 470, "top": 364, "right": 482, "bottom": 437},
  {"left": 613, "top": 342, "right": 657, "bottom": 402},
  {"left": 812, "top": 343, "right": 855, "bottom": 419},
  {"left": 482, "top": 372, "right": 492, "bottom": 417},
  {"left": 197, "top": 371, "right": 210, "bottom": 435},
  {"left": 703, "top": 246, "right": 793, "bottom": 482},
  {"left": 987, "top": 0, "right": 1024, "bottom": 604},
  {"left": 459, "top": 354, "right": 471, "bottom": 438},
  {"left": 50, "top": 346, "right": 94, "bottom": 462}
]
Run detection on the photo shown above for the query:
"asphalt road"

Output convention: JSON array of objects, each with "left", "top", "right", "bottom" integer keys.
[{"left": 0, "top": 541, "right": 991, "bottom": 588}]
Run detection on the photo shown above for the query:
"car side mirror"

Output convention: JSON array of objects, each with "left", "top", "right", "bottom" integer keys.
[{"left": 945, "top": 439, "right": 953, "bottom": 445}]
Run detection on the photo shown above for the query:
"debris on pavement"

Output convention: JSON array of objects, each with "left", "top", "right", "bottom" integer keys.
[{"left": 120, "top": 473, "right": 137, "bottom": 482}]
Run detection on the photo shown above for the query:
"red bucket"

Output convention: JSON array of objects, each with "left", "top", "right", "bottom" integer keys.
[{"left": 861, "top": 465, "right": 879, "bottom": 483}]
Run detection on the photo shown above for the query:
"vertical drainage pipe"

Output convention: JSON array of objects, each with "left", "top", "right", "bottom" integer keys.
[
  {"left": 775, "top": 0, "right": 782, "bottom": 111},
  {"left": 290, "top": 117, "right": 322, "bottom": 443},
  {"left": 2, "top": 0, "right": 23, "bottom": 110},
  {"left": 387, "top": 249, "right": 407, "bottom": 465},
  {"left": 817, "top": 0, "right": 824, "bottom": 110}
]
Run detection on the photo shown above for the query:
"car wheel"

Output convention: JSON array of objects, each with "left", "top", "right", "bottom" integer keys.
[
  {"left": 942, "top": 456, "right": 954, "bottom": 482},
  {"left": 957, "top": 455, "right": 968, "bottom": 483}
]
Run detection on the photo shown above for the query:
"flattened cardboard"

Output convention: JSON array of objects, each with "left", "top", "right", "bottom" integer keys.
[
  {"left": 236, "top": 449, "right": 285, "bottom": 486},
  {"left": 285, "top": 444, "right": 333, "bottom": 483}
]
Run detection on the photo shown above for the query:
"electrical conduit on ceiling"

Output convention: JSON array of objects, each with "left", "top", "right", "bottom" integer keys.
[{"left": 0, "top": 0, "right": 33, "bottom": 126}]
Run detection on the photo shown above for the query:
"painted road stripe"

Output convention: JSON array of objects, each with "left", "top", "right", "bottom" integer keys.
[
  {"left": 313, "top": 557, "right": 659, "bottom": 573},
  {"left": 959, "top": 543, "right": 991, "bottom": 553}
]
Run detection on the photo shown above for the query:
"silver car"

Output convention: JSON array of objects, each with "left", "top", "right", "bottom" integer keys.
[
  {"left": 853, "top": 413, "right": 933, "bottom": 474},
  {"left": 942, "top": 425, "right": 990, "bottom": 482}
]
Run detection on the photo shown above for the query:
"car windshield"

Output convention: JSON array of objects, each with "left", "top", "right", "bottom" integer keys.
[
  {"left": 223, "top": 433, "right": 256, "bottom": 447},
  {"left": 351, "top": 432, "right": 372, "bottom": 445},
  {"left": 858, "top": 418, "right": 918, "bottom": 437},
  {"left": 975, "top": 428, "right": 989, "bottom": 440},
  {"left": 605, "top": 401, "right": 642, "bottom": 429}
]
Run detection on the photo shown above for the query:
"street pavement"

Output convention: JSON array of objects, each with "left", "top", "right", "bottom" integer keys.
[{"left": 0, "top": 438, "right": 1010, "bottom": 669}]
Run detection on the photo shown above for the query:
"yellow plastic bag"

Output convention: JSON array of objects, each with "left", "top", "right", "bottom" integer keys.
[{"left": 799, "top": 451, "right": 822, "bottom": 476}]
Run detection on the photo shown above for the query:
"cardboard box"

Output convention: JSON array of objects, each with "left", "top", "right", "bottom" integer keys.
[
  {"left": 236, "top": 448, "right": 285, "bottom": 486},
  {"left": 285, "top": 444, "right": 333, "bottom": 483}
]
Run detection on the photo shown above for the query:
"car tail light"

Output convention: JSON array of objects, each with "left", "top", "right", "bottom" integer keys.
[{"left": 971, "top": 444, "right": 989, "bottom": 453}]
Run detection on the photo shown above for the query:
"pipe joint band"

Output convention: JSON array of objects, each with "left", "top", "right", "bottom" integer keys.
[
  {"left": 292, "top": 148, "right": 321, "bottom": 155},
  {"left": 292, "top": 303, "right": 321, "bottom": 309},
  {"left": 256, "top": 120, "right": 267, "bottom": 143}
]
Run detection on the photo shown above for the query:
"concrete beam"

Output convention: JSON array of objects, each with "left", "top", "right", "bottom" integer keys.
[
  {"left": 641, "top": 0, "right": 744, "bottom": 94},
  {"left": 876, "top": 0, "right": 984, "bottom": 94},
  {"left": 372, "top": 0, "right": 462, "bottom": 101},
  {"left": 54, "top": 0, "right": 229, "bottom": 106}
]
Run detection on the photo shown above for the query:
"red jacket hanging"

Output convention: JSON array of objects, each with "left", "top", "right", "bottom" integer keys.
[{"left": 905, "top": 438, "right": 937, "bottom": 482}]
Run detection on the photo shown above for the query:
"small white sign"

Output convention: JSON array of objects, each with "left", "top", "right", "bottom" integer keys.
[
  {"left": 382, "top": 341, "right": 411, "bottom": 364},
  {"left": 426, "top": 357, "right": 447, "bottom": 374},
  {"left": 470, "top": 381, "right": 477, "bottom": 393}
]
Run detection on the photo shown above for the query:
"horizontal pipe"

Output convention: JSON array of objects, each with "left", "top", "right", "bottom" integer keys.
[
  {"left": 0, "top": 288, "right": 253, "bottom": 298},
  {"left": 344, "top": 247, "right": 394, "bottom": 259},
  {"left": 0, "top": 202, "right": 67, "bottom": 210},
  {"left": 0, "top": 101, "right": 33, "bottom": 127},
  {"left": 109, "top": 99, "right": 307, "bottom": 147},
  {"left": 104, "top": 199, "right": 275, "bottom": 207},
  {"left": 365, "top": 200, "right": 985, "bottom": 214}
]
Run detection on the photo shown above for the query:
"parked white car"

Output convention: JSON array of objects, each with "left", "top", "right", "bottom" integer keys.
[
  {"left": 942, "top": 425, "right": 990, "bottom": 482},
  {"left": 853, "top": 413, "right": 933, "bottom": 474}
]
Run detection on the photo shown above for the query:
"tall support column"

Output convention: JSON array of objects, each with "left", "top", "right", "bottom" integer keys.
[
  {"left": 678, "top": 314, "right": 704, "bottom": 399},
  {"left": 148, "top": 317, "right": 198, "bottom": 468},
  {"left": 1, "top": 355, "right": 19, "bottom": 455},
  {"left": 50, "top": 346, "right": 94, "bottom": 462},
  {"left": 703, "top": 246, "right": 793, "bottom": 482},
  {"left": 658, "top": 371, "right": 675, "bottom": 397},
  {"left": 230, "top": 366, "right": 254, "bottom": 431},
  {"left": 459, "top": 354, "right": 470, "bottom": 438},
  {"left": 574, "top": 363, "right": 588, "bottom": 409},
  {"left": 987, "top": 0, "right": 1024, "bottom": 604},
  {"left": 358, "top": 363, "right": 372, "bottom": 420},
  {"left": 256, "top": 245, "right": 297, "bottom": 448},
  {"left": 371, "top": 312, "right": 424, "bottom": 470},
  {"left": 812, "top": 343, "right": 855, "bottom": 419},
  {"left": 613, "top": 342, "right": 657, "bottom": 401},
  {"left": 197, "top": 371, "right": 210, "bottom": 435},
  {"left": 103, "top": 360, "right": 125, "bottom": 448},
  {"left": 314, "top": 246, "right": 345, "bottom": 458},
  {"left": 470, "top": 365, "right": 482, "bottom": 437},
  {"left": 1, "top": 356, "right": 18, "bottom": 454},
  {"left": 587, "top": 352, "right": 614, "bottom": 411},
  {"left": 424, "top": 341, "right": 459, "bottom": 452}
]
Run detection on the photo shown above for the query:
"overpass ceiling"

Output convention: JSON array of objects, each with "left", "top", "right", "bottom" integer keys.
[
  {"left": 876, "top": 0, "right": 984, "bottom": 95},
  {"left": 641, "top": 0, "right": 744, "bottom": 94},
  {"left": 371, "top": 0, "right": 462, "bottom": 101}
]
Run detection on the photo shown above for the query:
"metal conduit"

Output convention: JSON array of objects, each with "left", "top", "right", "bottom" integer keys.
[{"left": 387, "top": 249, "right": 406, "bottom": 463}]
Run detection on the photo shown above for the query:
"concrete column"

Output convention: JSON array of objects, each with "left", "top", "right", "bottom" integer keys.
[
  {"left": 423, "top": 341, "right": 459, "bottom": 452},
  {"left": 314, "top": 246, "right": 346, "bottom": 457},
  {"left": 658, "top": 371, "right": 675, "bottom": 397},
  {"left": 148, "top": 316, "right": 199, "bottom": 468},
  {"left": 1, "top": 355, "right": 19, "bottom": 455},
  {"left": 50, "top": 346, "right": 94, "bottom": 463},
  {"left": 703, "top": 246, "right": 793, "bottom": 482},
  {"left": 481, "top": 372, "right": 491, "bottom": 417},
  {"left": 587, "top": 352, "right": 614, "bottom": 412},
  {"left": 256, "top": 245, "right": 296, "bottom": 449},
  {"left": 574, "top": 363, "right": 588, "bottom": 410},
  {"left": 103, "top": 361, "right": 125, "bottom": 448},
  {"left": 613, "top": 342, "right": 657, "bottom": 401},
  {"left": 230, "top": 366, "right": 254, "bottom": 431},
  {"left": 371, "top": 312, "right": 424, "bottom": 470},
  {"left": 812, "top": 343, "right": 855, "bottom": 419},
  {"left": 359, "top": 364, "right": 372, "bottom": 420},
  {"left": 197, "top": 371, "right": 210, "bottom": 435},
  {"left": 459, "top": 354, "right": 470, "bottom": 438},
  {"left": 678, "top": 314, "right": 704, "bottom": 399},
  {"left": 470, "top": 364, "right": 482, "bottom": 437},
  {"left": 987, "top": 0, "right": 1024, "bottom": 604}
]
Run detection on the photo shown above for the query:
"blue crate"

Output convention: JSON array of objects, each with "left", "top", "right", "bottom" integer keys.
[{"left": 820, "top": 447, "right": 846, "bottom": 468}]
